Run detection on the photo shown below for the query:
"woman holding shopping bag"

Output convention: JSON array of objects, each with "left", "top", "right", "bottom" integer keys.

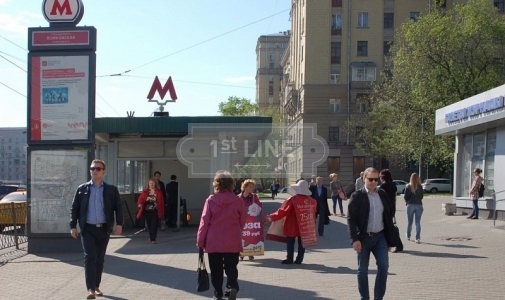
[{"left": 266, "top": 180, "right": 318, "bottom": 264}]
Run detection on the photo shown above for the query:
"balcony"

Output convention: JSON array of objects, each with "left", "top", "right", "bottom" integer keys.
[
  {"left": 331, "top": 28, "right": 342, "bottom": 36},
  {"left": 283, "top": 86, "right": 299, "bottom": 117},
  {"left": 331, "top": 57, "right": 341, "bottom": 64},
  {"left": 332, "top": 0, "right": 342, "bottom": 7}
]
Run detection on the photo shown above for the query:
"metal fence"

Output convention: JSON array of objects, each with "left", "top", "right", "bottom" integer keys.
[{"left": 0, "top": 202, "right": 27, "bottom": 250}]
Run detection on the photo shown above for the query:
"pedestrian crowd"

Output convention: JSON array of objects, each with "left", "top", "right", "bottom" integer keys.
[{"left": 70, "top": 160, "right": 465, "bottom": 300}]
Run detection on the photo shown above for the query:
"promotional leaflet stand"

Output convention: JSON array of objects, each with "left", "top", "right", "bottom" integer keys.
[{"left": 26, "top": 0, "right": 97, "bottom": 253}]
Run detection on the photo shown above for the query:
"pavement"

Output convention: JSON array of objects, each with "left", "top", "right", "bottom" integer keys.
[{"left": 2, "top": 194, "right": 505, "bottom": 300}]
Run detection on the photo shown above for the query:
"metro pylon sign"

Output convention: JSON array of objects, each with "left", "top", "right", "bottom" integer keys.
[
  {"left": 147, "top": 76, "right": 178, "bottom": 101},
  {"left": 42, "top": 0, "right": 84, "bottom": 25}
]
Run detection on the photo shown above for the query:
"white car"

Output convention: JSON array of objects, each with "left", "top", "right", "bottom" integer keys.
[{"left": 393, "top": 180, "right": 408, "bottom": 195}]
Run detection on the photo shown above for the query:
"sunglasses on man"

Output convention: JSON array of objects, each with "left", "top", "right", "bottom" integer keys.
[
  {"left": 90, "top": 167, "right": 104, "bottom": 172},
  {"left": 366, "top": 177, "right": 379, "bottom": 182}
]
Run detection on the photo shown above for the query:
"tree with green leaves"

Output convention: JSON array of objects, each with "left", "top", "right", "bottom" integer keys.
[
  {"left": 218, "top": 96, "right": 258, "bottom": 116},
  {"left": 349, "top": 0, "right": 505, "bottom": 171}
]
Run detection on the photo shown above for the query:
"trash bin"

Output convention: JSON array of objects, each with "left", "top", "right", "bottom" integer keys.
[{"left": 442, "top": 203, "right": 456, "bottom": 215}]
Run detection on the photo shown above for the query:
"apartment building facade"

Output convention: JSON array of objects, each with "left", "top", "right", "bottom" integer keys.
[
  {"left": 256, "top": 32, "right": 290, "bottom": 108},
  {"left": 278, "top": 0, "right": 475, "bottom": 186},
  {"left": 0, "top": 127, "right": 27, "bottom": 185}
]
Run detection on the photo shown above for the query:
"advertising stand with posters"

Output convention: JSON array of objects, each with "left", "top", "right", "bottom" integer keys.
[
  {"left": 26, "top": 1, "right": 96, "bottom": 253},
  {"left": 241, "top": 198, "right": 265, "bottom": 257}
]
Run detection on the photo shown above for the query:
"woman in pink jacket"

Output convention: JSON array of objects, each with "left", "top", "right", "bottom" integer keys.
[{"left": 197, "top": 170, "right": 246, "bottom": 300}]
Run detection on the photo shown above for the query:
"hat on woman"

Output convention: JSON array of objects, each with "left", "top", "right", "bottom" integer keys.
[{"left": 289, "top": 180, "right": 312, "bottom": 196}]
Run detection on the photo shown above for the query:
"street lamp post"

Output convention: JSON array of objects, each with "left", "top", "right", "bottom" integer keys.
[{"left": 419, "top": 114, "right": 424, "bottom": 180}]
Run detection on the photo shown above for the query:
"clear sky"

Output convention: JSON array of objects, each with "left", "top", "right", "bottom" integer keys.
[{"left": 0, "top": 0, "right": 290, "bottom": 127}]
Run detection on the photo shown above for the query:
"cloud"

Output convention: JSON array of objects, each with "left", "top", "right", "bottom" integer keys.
[
  {"left": 0, "top": 11, "right": 44, "bottom": 35},
  {"left": 0, "top": 0, "right": 10, "bottom": 6},
  {"left": 223, "top": 76, "right": 255, "bottom": 83}
]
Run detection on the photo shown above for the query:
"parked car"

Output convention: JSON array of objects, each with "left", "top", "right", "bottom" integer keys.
[
  {"left": 0, "top": 185, "right": 21, "bottom": 200},
  {"left": 422, "top": 178, "right": 451, "bottom": 194},
  {"left": 0, "top": 191, "right": 27, "bottom": 232},
  {"left": 393, "top": 180, "right": 408, "bottom": 195}
]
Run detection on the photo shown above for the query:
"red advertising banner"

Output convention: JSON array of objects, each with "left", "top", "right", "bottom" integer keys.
[
  {"left": 240, "top": 200, "right": 264, "bottom": 256},
  {"left": 32, "top": 30, "right": 90, "bottom": 46},
  {"left": 292, "top": 196, "right": 318, "bottom": 248}
]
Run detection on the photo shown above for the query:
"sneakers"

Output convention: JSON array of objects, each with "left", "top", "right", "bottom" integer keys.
[
  {"left": 281, "top": 259, "right": 293, "bottom": 264},
  {"left": 94, "top": 288, "right": 103, "bottom": 297},
  {"left": 415, "top": 239, "right": 421, "bottom": 244},
  {"left": 213, "top": 297, "right": 224, "bottom": 300},
  {"left": 228, "top": 288, "right": 238, "bottom": 300}
]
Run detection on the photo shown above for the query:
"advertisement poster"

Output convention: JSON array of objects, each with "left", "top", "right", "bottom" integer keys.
[
  {"left": 292, "top": 196, "right": 318, "bottom": 248},
  {"left": 30, "top": 55, "right": 90, "bottom": 141},
  {"left": 240, "top": 200, "right": 264, "bottom": 257},
  {"left": 30, "top": 149, "right": 88, "bottom": 234}
]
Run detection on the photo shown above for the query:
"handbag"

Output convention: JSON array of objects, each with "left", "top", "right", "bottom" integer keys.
[
  {"left": 266, "top": 217, "right": 287, "bottom": 243},
  {"left": 392, "top": 217, "right": 404, "bottom": 253},
  {"left": 338, "top": 188, "right": 347, "bottom": 200},
  {"left": 196, "top": 248, "right": 209, "bottom": 292}
]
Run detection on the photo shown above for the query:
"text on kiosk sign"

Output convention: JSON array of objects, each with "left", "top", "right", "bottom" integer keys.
[{"left": 445, "top": 96, "right": 504, "bottom": 123}]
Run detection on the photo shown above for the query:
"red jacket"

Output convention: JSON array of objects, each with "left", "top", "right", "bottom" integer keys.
[
  {"left": 269, "top": 195, "right": 316, "bottom": 237},
  {"left": 136, "top": 188, "right": 165, "bottom": 219}
]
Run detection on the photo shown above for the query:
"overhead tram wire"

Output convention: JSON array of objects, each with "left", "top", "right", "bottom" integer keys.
[
  {"left": 118, "top": 74, "right": 255, "bottom": 90},
  {"left": 0, "top": 54, "right": 27, "bottom": 73},
  {"left": 0, "top": 35, "right": 27, "bottom": 52},
  {"left": 0, "top": 51, "right": 26, "bottom": 63},
  {"left": 96, "top": 92, "right": 122, "bottom": 117},
  {"left": 0, "top": 81, "right": 26, "bottom": 98},
  {"left": 97, "top": 8, "right": 290, "bottom": 78}
]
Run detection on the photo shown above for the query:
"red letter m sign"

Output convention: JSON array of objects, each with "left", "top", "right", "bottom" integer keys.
[
  {"left": 147, "top": 76, "right": 178, "bottom": 101},
  {"left": 50, "top": 0, "right": 73, "bottom": 16}
]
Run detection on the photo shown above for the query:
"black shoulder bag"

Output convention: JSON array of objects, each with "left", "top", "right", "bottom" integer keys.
[{"left": 197, "top": 248, "right": 209, "bottom": 292}]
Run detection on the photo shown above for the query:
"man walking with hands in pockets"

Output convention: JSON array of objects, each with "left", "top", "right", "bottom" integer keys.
[
  {"left": 347, "top": 167, "right": 396, "bottom": 300},
  {"left": 70, "top": 159, "right": 123, "bottom": 299}
]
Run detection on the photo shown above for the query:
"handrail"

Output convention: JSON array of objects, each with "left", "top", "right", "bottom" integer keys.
[{"left": 492, "top": 190, "right": 505, "bottom": 226}]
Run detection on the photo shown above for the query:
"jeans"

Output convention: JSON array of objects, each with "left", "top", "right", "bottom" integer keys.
[
  {"left": 286, "top": 236, "right": 305, "bottom": 263},
  {"left": 208, "top": 252, "right": 240, "bottom": 298},
  {"left": 331, "top": 195, "right": 343, "bottom": 215},
  {"left": 406, "top": 204, "right": 424, "bottom": 240},
  {"left": 81, "top": 224, "right": 110, "bottom": 291},
  {"left": 144, "top": 210, "right": 159, "bottom": 241},
  {"left": 357, "top": 233, "right": 389, "bottom": 300},
  {"left": 471, "top": 199, "right": 479, "bottom": 218}
]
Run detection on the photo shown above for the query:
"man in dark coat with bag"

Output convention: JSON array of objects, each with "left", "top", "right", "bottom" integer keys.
[{"left": 309, "top": 177, "right": 330, "bottom": 236}]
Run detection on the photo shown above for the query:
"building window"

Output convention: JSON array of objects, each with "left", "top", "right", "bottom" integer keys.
[
  {"left": 269, "top": 43, "right": 274, "bottom": 48},
  {"left": 328, "top": 157, "right": 340, "bottom": 172},
  {"left": 269, "top": 86, "right": 274, "bottom": 96},
  {"left": 495, "top": 0, "right": 504, "bottom": 12},
  {"left": 330, "top": 73, "right": 340, "bottom": 84},
  {"left": 357, "top": 41, "right": 368, "bottom": 56},
  {"left": 332, "top": 14, "right": 342, "bottom": 29},
  {"left": 383, "top": 41, "right": 392, "bottom": 56},
  {"left": 329, "top": 127, "right": 340, "bottom": 142},
  {"left": 269, "top": 53, "right": 275, "bottom": 61},
  {"left": 352, "top": 66, "right": 376, "bottom": 81},
  {"left": 269, "top": 96, "right": 274, "bottom": 104},
  {"left": 384, "top": 13, "right": 394, "bottom": 28},
  {"left": 358, "top": 13, "right": 368, "bottom": 28},
  {"left": 355, "top": 126, "right": 364, "bottom": 142},
  {"left": 329, "top": 99, "right": 341, "bottom": 113},
  {"left": 269, "top": 62, "right": 274, "bottom": 68},
  {"left": 280, "top": 43, "right": 286, "bottom": 48},
  {"left": 331, "top": 42, "right": 341, "bottom": 64},
  {"left": 410, "top": 12, "right": 420, "bottom": 21},
  {"left": 356, "top": 94, "right": 369, "bottom": 112},
  {"left": 269, "top": 75, "right": 274, "bottom": 83}
]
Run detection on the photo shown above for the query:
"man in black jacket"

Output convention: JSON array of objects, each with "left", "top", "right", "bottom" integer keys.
[
  {"left": 347, "top": 167, "right": 396, "bottom": 300},
  {"left": 70, "top": 159, "right": 123, "bottom": 300},
  {"left": 309, "top": 176, "right": 330, "bottom": 236},
  {"left": 165, "top": 174, "right": 179, "bottom": 228},
  {"left": 153, "top": 171, "right": 166, "bottom": 208}
]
